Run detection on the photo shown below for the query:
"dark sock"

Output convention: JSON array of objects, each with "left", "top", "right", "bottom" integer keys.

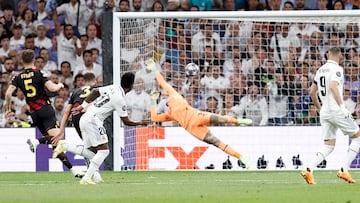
[
  {"left": 56, "top": 152, "right": 73, "bottom": 169},
  {"left": 38, "top": 137, "right": 51, "bottom": 144}
]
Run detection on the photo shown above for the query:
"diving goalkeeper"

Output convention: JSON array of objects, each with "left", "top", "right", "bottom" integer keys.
[{"left": 145, "top": 59, "right": 252, "bottom": 169}]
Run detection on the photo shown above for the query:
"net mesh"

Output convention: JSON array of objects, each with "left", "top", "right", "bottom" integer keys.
[
  {"left": 118, "top": 14, "right": 359, "bottom": 126},
  {"left": 115, "top": 12, "right": 360, "bottom": 171}
]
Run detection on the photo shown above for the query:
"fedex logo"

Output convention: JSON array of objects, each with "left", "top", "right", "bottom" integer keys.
[{"left": 121, "top": 127, "right": 209, "bottom": 170}]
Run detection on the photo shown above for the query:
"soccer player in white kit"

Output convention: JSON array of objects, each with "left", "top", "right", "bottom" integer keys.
[
  {"left": 52, "top": 72, "right": 148, "bottom": 185},
  {"left": 301, "top": 47, "right": 360, "bottom": 184}
]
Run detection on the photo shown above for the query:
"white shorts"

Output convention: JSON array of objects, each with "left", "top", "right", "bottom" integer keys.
[
  {"left": 320, "top": 111, "right": 359, "bottom": 140},
  {"left": 79, "top": 113, "right": 108, "bottom": 148}
]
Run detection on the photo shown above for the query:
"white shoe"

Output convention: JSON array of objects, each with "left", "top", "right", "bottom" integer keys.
[
  {"left": 80, "top": 178, "right": 96, "bottom": 185},
  {"left": 93, "top": 171, "right": 103, "bottom": 183},
  {"left": 26, "top": 139, "right": 39, "bottom": 153},
  {"left": 71, "top": 168, "right": 85, "bottom": 179},
  {"left": 52, "top": 140, "right": 66, "bottom": 159}
]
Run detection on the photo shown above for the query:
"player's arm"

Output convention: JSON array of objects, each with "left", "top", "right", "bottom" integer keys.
[
  {"left": 149, "top": 89, "right": 172, "bottom": 122},
  {"left": 72, "top": 88, "right": 100, "bottom": 114},
  {"left": 59, "top": 104, "right": 72, "bottom": 134},
  {"left": 4, "top": 85, "right": 16, "bottom": 112},
  {"left": 150, "top": 106, "right": 172, "bottom": 122},
  {"left": 120, "top": 116, "right": 148, "bottom": 126},
  {"left": 309, "top": 82, "right": 321, "bottom": 112},
  {"left": 45, "top": 80, "right": 64, "bottom": 92}
]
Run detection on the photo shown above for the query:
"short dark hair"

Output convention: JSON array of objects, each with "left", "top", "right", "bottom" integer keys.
[
  {"left": 83, "top": 72, "right": 96, "bottom": 82},
  {"left": 22, "top": 49, "right": 35, "bottom": 64},
  {"left": 121, "top": 72, "right": 135, "bottom": 89}
]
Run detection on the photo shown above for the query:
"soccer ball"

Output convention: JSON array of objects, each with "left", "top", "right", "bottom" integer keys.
[{"left": 185, "top": 63, "right": 200, "bottom": 76}]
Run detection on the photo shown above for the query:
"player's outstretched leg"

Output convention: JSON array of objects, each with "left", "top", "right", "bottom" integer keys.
[
  {"left": 210, "top": 114, "right": 253, "bottom": 126},
  {"left": 203, "top": 132, "right": 250, "bottom": 169}
]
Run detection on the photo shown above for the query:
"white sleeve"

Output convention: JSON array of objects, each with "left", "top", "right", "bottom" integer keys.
[{"left": 330, "top": 67, "right": 343, "bottom": 84}]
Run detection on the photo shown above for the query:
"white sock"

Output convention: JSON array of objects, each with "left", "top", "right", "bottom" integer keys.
[
  {"left": 83, "top": 149, "right": 109, "bottom": 180},
  {"left": 308, "top": 144, "right": 334, "bottom": 172},
  {"left": 65, "top": 143, "right": 95, "bottom": 159},
  {"left": 342, "top": 137, "right": 360, "bottom": 172}
]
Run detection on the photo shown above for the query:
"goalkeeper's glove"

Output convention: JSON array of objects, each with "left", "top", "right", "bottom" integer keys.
[
  {"left": 145, "top": 58, "right": 159, "bottom": 73},
  {"left": 340, "top": 104, "right": 351, "bottom": 118},
  {"left": 150, "top": 89, "right": 160, "bottom": 106}
]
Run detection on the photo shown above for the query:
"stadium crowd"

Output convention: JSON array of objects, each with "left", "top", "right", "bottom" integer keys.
[{"left": 0, "top": 0, "right": 360, "bottom": 128}]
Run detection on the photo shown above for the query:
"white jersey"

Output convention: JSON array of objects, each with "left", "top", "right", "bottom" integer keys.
[
  {"left": 85, "top": 85, "right": 128, "bottom": 121},
  {"left": 314, "top": 60, "right": 344, "bottom": 116}
]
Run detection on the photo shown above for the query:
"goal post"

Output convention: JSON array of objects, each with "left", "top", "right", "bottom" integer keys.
[{"left": 112, "top": 10, "right": 360, "bottom": 171}]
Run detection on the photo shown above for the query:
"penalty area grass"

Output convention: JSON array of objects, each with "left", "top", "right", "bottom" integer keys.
[{"left": 0, "top": 170, "right": 359, "bottom": 203}]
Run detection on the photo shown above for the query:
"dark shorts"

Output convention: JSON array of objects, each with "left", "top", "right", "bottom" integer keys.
[{"left": 31, "top": 105, "right": 58, "bottom": 135}]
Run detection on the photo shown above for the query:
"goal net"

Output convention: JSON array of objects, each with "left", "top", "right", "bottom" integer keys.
[{"left": 112, "top": 11, "right": 360, "bottom": 171}]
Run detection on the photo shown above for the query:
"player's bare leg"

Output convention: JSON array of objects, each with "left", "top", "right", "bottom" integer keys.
[
  {"left": 203, "top": 132, "right": 250, "bottom": 169},
  {"left": 210, "top": 114, "right": 253, "bottom": 126}
]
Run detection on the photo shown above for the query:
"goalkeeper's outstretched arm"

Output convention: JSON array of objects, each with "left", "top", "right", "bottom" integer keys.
[{"left": 150, "top": 106, "right": 172, "bottom": 122}]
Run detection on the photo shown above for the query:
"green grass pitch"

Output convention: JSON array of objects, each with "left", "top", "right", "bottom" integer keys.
[{"left": 1, "top": 170, "right": 360, "bottom": 203}]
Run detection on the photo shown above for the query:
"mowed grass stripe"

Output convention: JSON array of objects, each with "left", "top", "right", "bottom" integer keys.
[{"left": 0, "top": 171, "right": 359, "bottom": 203}]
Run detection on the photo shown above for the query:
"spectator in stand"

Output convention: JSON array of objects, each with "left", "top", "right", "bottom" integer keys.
[
  {"left": 0, "top": 4, "right": 16, "bottom": 36},
  {"left": 184, "top": 0, "right": 214, "bottom": 11},
  {"left": 86, "top": 23, "right": 102, "bottom": 55},
  {"left": 266, "top": 0, "right": 282, "bottom": 10},
  {"left": 19, "top": 8, "right": 36, "bottom": 37},
  {"left": 56, "top": 24, "right": 80, "bottom": 70},
  {"left": 244, "top": 0, "right": 265, "bottom": 10},
  {"left": 264, "top": 70, "right": 290, "bottom": 126},
  {"left": 204, "top": 96, "right": 222, "bottom": 114},
  {"left": 40, "top": 47, "right": 57, "bottom": 73},
  {"left": 270, "top": 22, "right": 301, "bottom": 68},
  {"left": 124, "top": 77, "right": 151, "bottom": 122},
  {"left": 1, "top": 57, "right": 16, "bottom": 77},
  {"left": 53, "top": 0, "right": 93, "bottom": 35},
  {"left": 282, "top": 1, "right": 295, "bottom": 10},
  {"left": 294, "top": 75, "right": 319, "bottom": 125},
  {"left": 341, "top": 23, "right": 360, "bottom": 51},
  {"left": 295, "top": 0, "right": 311, "bottom": 10},
  {"left": 200, "top": 61, "right": 230, "bottom": 100},
  {"left": 118, "top": 0, "right": 130, "bottom": 12},
  {"left": 196, "top": 46, "right": 223, "bottom": 72},
  {"left": 0, "top": 34, "right": 11, "bottom": 62},
  {"left": 223, "top": 0, "right": 237, "bottom": 11},
  {"left": 10, "top": 24, "right": 25, "bottom": 50},
  {"left": 223, "top": 45, "right": 243, "bottom": 78},
  {"left": 17, "top": 33, "right": 41, "bottom": 57},
  {"left": 73, "top": 49, "right": 102, "bottom": 79},
  {"left": 191, "top": 21, "right": 223, "bottom": 61},
  {"left": 151, "top": 1, "right": 165, "bottom": 11},
  {"left": 345, "top": 62, "right": 360, "bottom": 102},
  {"left": 131, "top": 0, "right": 144, "bottom": 12},
  {"left": 12, "top": 88, "right": 27, "bottom": 117},
  {"left": 120, "top": 34, "right": 141, "bottom": 64},
  {"left": 34, "top": 56, "right": 50, "bottom": 76},
  {"left": 91, "top": 47, "right": 102, "bottom": 65},
  {"left": 231, "top": 82, "right": 268, "bottom": 126},
  {"left": 75, "top": 34, "right": 89, "bottom": 65},
  {"left": 53, "top": 96, "right": 65, "bottom": 122},
  {"left": 58, "top": 61, "right": 74, "bottom": 91},
  {"left": 242, "top": 46, "right": 268, "bottom": 88},
  {"left": 48, "top": 35, "right": 58, "bottom": 65},
  {"left": 317, "top": 0, "right": 329, "bottom": 10},
  {"left": 228, "top": 73, "right": 247, "bottom": 105},
  {"left": 35, "top": 0, "right": 47, "bottom": 21},
  {"left": 35, "top": 23, "right": 52, "bottom": 49},
  {"left": 222, "top": 91, "right": 236, "bottom": 116},
  {"left": 344, "top": 83, "right": 356, "bottom": 114}
]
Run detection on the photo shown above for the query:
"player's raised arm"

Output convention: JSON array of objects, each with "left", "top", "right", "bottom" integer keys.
[{"left": 150, "top": 89, "right": 172, "bottom": 122}]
